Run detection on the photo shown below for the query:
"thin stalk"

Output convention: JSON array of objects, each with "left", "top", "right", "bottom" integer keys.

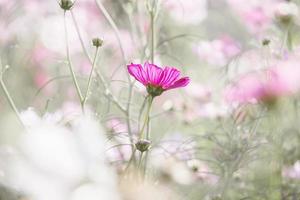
[
  {"left": 82, "top": 47, "right": 99, "bottom": 108},
  {"left": 125, "top": 82, "right": 135, "bottom": 151},
  {"left": 142, "top": 96, "right": 154, "bottom": 176},
  {"left": 150, "top": 11, "right": 155, "bottom": 63},
  {"left": 138, "top": 96, "right": 148, "bottom": 131},
  {"left": 0, "top": 76, "right": 25, "bottom": 128},
  {"left": 94, "top": 0, "right": 128, "bottom": 69},
  {"left": 138, "top": 152, "right": 143, "bottom": 170},
  {"left": 63, "top": 11, "right": 84, "bottom": 106},
  {"left": 124, "top": 148, "right": 136, "bottom": 173},
  {"left": 94, "top": 1, "right": 135, "bottom": 144},
  {"left": 71, "top": 2, "right": 128, "bottom": 115},
  {"left": 142, "top": 0, "right": 158, "bottom": 178},
  {"left": 139, "top": 96, "right": 153, "bottom": 139},
  {"left": 70, "top": 10, "right": 92, "bottom": 61},
  {"left": 221, "top": 169, "right": 233, "bottom": 199}
]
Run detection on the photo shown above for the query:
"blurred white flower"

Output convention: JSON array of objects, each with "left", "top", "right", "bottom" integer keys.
[
  {"left": 3, "top": 113, "right": 120, "bottom": 200},
  {"left": 274, "top": 1, "right": 299, "bottom": 23},
  {"left": 164, "top": 0, "right": 207, "bottom": 25},
  {"left": 152, "top": 157, "right": 193, "bottom": 185},
  {"left": 194, "top": 36, "right": 241, "bottom": 67},
  {"left": 197, "top": 102, "right": 229, "bottom": 119},
  {"left": 187, "top": 159, "right": 219, "bottom": 185},
  {"left": 39, "top": 15, "right": 80, "bottom": 54}
]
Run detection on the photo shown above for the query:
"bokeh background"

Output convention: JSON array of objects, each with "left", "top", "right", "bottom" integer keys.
[{"left": 1, "top": 0, "right": 300, "bottom": 199}]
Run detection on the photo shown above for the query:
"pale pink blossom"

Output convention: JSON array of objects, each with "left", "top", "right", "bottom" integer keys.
[
  {"left": 225, "top": 58, "right": 300, "bottom": 104},
  {"left": 195, "top": 36, "right": 241, "bottom": 67},
  {"left": 282, "top": 161, "right": 300, "bottom": 180},
  {"left": 226, "top": 0, "right": 276, "bottom": 34},
  {"left": 274, "top": 1, "right": 299, "bottom": 23},
  {"left": 163, "top": 0, "right": 207, "bottom": 25}
]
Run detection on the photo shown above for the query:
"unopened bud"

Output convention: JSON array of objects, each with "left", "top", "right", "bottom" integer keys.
[
  {"left": 135, "top": 139, "right": 151, "bottom": 152},
  {"left": 59, "top": 0, "right": 74, "bottom": 11},
  {"left": 275, "top": 2, "right": 299, "bottom": 24},
  {"left": 262, "top": 39, "right": 270, "bottom": 46},
  {"left": 92, "top": 38, "right": 104, "bottom": 48}
]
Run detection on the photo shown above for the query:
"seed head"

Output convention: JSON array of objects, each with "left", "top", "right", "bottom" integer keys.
[
  {"left": 59, "top": 0, "right": 74, "bottom": 11},
  {"left": 135, "top": 139, "right": 151, "bottom": 152},
  {"left": 92, "top": 38, "right": 104, "bottom": 48}
]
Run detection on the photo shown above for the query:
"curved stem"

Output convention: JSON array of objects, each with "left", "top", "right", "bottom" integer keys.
[
  {"left": 82, "top": 47, "right": 99, "bottom": 108},
  {"left": 63, "top": 11, "right": 84, "bottom": 106},
  {"left": 70, "top": 10, "right": 92, "bottom": 61},
  {"left": 94, "top": 1, "right": 137, "bottom": 160},
  {"left": 70, "top": 4, "right": 127, "bottom": 114},
  {"left": 94, "top": 0, "right": 127, "bottom": 67},
  {"left": 0, "top": 76, "right": 25, "bottom": 128}
]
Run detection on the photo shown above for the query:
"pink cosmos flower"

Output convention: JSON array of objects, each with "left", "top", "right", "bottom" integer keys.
[
  {"left": 224, "top": 58, "right": 300, "bottom": 104},
  {"left": 127, "top": 62, "right": 190, "bottom": 97}
]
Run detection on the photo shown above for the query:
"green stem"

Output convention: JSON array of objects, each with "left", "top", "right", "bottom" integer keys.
[
  {"left": 125, "top": 83, "right": 136, "bottom": 163},
  {"left": 138, "top": 97, "right": 148, "bottom": 131},
  {"left": 138, "top": 152, "right": 143, "bottom": 170},
  {"left": 139, "top": 96, "right": 153, "bottom": 139},
  {"left": 70, "top": 11, "right": 92, "bottom": 61},
  {"left": 0, "top": 76, "right": 25, "bottom": 128},
  {"left": 82, "top": 47, "right": 99, "bottom": 109},
  {"left": 63, "top": 11, "right": 84, "bottom": 107},
  {"left": 140, "top": 96, "right": 154, "bottom": 179},
  {"left": 94, "top": 0, "right": 136, "bottom": 158},
  {"left": 268, "top": 110, "right": 283, "bottom": 200},
  {"left": 94, "top": 0, "right": 128, "bottom": 80},
  {"left": 150, "top": 11, "right": 155, "bottom": 63},
  {"left": 124, "top": 148, "right": 136, "bottom": 173}
]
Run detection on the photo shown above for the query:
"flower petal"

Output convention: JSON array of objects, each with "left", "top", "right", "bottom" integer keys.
[
  {"left": 127, "top": 63, "right": 147, "bottom": 85},
  {"left": 144, "top": 62, "right": 163, "bottom": 85},
  {"left": 167, "top": 77, "right": 190, "bottom": 90},
  {"left": 159, "top": 67, "right": 181, "bottom": 89}
]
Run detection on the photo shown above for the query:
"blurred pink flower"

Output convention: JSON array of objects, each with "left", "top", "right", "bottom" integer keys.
[
  {"left": 226, "top": 0, "right": 275, "bottom": 34},
  {"left": 106, "top": 118, "right": 128, "bottom": 134},
  {"left": 187, "top": 159, "right": 219, "bottom": 185},
  {"left": 225, "top": 58, "right": 300, "bottom": 104},
  {"left": 195, "top": 36, "right": 241, "bottom": 67},
  {"left": 282, "top": 161, "right": 300, "bottom": 180},
  {"left": 34, "top": 71, "right": 49, "bottom": 88},
  {"left": 127, "top": 62, "right": 190, "bottom": 97},
  {"left": 30, "top": 45, "right": 57, "bottom": 68},
  {"left": 197, "top": 102, "right": 229, "bottom": 119}
]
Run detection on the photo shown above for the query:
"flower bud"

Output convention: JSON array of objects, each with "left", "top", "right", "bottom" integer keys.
[
  {"left": 59, "top": 0, "right": 74, "bottom": 11},
  {"left": 262, "top": 39, "right": 270, "bottom": 46},
  {"left": 135, "top": 139, "right": 151, "bottom": 152},
  {"left": 92, "top": 38, "right": 104, "bottom": 48},
  {"left": 275, "top": 2, "right": 299, "bottom": 25}
]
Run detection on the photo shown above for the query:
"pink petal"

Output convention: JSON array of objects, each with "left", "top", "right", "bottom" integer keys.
[
  {"left": 167, "top": 77, "right": 190, "bottom": 90},
  {"left": 127, "top": 63, "right": 148, "bottom": 85},
  {"left": 144, "top": 62, "right": 163, "bottom": 85},
  {"left": 159, "top": 67, "right": 181, "bottom": 89}
]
